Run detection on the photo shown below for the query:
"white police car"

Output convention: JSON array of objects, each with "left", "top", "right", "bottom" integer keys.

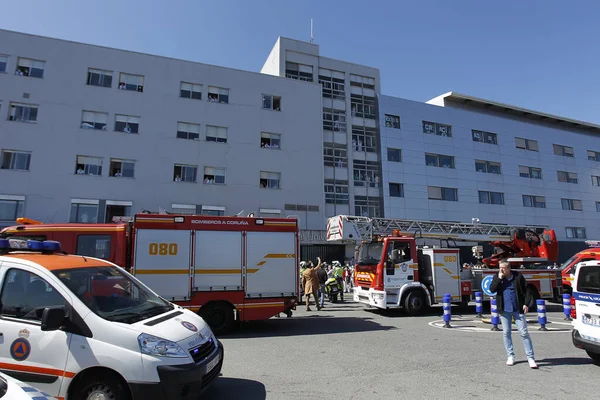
[
  {"left": 571, "top": 260, "right": 600, "bottom": 363},
  {"left": 0, "top": 372, "right": 56, "bottom": 399}
]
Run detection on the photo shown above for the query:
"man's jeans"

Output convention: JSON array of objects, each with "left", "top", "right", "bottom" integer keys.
[
  {"left": 319, "top": 283, "right": 326, "bottom": 307},
  {"left": 499, "top": 312, "right": 534, "bottom": 359}
]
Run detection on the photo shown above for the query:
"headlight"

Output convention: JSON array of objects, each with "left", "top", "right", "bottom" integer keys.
[{"left": 138, "top": 333, "right": 188, "bottom": 358}]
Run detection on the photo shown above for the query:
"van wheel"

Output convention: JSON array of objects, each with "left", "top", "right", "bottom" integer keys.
[
  {"left": 200, "top": 303, "right": 234, "bottom": 335},
  {"left": 74, "top": 371, "right": 129, "bottom": 400},
  {"left": 403, "top": 291, "right": 426, "bottom": 316},
  {"left": 587, "top": 351, "right": 600, "bottom": 364}
]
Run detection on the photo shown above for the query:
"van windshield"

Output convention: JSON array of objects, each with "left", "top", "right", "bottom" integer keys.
[{"left": 53, "top": 266, "right": 173, "bottom": 324}]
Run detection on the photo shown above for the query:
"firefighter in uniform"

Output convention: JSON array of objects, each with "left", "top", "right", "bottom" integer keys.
[{"left": 332, "top": 261, "right": 344, "bottom": 302}]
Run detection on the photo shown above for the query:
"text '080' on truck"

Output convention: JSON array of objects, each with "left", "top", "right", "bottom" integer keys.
[
  {"left": 326, "top": 215, "right": 566, "bottom": 314},
  {"left": 0, "top": 214, "right": 300, "bottom": 334}
]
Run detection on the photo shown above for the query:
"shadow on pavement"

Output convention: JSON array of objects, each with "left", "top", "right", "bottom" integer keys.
[
  {"left": 202, "top": 377, "right": 266, "bottom": 400},
  {"left": 535, "top": 357, "right": 598, "bottom": 367},
  {"left": 225, "top": 315, "right": 395, "bottom": 338}
]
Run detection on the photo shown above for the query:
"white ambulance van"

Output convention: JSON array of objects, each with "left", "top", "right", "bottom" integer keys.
[
  {"left": 571, "top": 260, "right": 600, "bottom": 363},
  {"left": 0, "top": 239, "right": 223, "bottom": 399}
]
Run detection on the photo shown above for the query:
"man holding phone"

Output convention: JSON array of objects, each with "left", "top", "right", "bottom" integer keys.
[{"left": 489, "top": 260, "right": 538, "bottom": 369}]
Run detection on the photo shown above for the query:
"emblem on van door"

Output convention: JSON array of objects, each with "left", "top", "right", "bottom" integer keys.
[
  {"left": 10, "top": 338, "right": 31, "bottom": 361},
  {"left": 18, "top": 329, "right": 30, "bottom": 338},
  {"left": 181, "top": 321, "right": 198, "bottom": 332}
]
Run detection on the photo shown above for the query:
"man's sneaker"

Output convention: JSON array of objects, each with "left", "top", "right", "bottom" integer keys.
[
  {"left": 506, "top": 356, "right": 515, "bottom": 366},
  {"left": 528, "top": 358, "right": 538, "bottom": 369}
]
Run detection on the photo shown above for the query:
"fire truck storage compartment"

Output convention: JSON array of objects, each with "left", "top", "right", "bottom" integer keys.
[
  {"left": 423, "top": 248, "right": 461, "bottom": 301},
  {"left": 417, "top": 249, "right": 433, "bottom": 285},
  {"left": 245, "top": 231, "right": 297, "bottom": 298},
  {"left": 194, "top": 231, "right": 242, "bottom": 291},
  {"left": 133, "top": 228, "right": 191, "bottom": 300}
]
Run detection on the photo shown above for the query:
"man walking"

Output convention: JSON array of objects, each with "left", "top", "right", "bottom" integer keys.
[
  {"left": 490, "top": 260, "right": 538, "bottom": 369},
  {"left": 317, "top": 260, "right": 328, "bottom": 308},
  {"left": 302, "top": 258, "right": 321, "bottom": 311}
]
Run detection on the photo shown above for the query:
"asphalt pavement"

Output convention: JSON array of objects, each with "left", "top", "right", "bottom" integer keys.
[{"left": 202, "top": 298, "right": 596, "bottom": 400}]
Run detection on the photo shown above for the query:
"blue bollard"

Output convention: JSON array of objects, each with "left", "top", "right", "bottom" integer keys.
[
  {"left": 490, "top": 297, "right": 500, "bottom": 331},
  {"left": 475, "top": 292, "right": 483, "bottom": 318},
  {"left": 563, "top": 294, "right": 573, "bottom": 321},
  {"left": 537, "top": 299, "right": 548, "bottom": 331},
  {"left": 443, "top": 294, "right": 452, "bottom": 328}
]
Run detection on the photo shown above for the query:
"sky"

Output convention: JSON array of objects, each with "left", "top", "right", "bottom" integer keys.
[{"left": 1, "top": 0, "right": 599, "bottom": 123}]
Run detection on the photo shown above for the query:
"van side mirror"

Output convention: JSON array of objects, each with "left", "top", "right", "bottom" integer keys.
[
  {"left": 41, "top": 306, "right": 66, "bottom": 331},
  {"left": 391, "top": 249, "right": 400, "bottom": 263}
]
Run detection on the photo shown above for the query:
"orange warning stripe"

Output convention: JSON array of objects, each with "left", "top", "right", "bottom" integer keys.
[
  {"left": 264, "top": 253, "right": 295, "bottom": 259},
  {"left": 135, "top": 269, "right": 188, "bottom": 275},
  {"left": 0, "top": 362, "right": 76, "bottom": 379}
]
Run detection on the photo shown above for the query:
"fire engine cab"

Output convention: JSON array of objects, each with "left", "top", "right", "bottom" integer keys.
[
  {"left": 327, "top": 215, "right": 562, "bottom": 314},
  {"left": 1, "top": 213, "right": 300, "bottom": 334}
]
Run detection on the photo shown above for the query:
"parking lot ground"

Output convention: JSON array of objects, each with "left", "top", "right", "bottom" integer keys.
[{"left": 203, "top": 300, "right": 597, "bottom": 400}]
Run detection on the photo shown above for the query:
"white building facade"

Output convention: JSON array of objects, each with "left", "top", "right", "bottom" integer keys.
[
  {"left": 380, "top": 92, "right": 600, "bottom": 251},
  {"left": 0, "top": 30, "right": 325, "bottom": 234}
]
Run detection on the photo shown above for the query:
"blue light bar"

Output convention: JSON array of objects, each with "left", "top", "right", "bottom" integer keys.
[
  {"left": 27, "top": 240, "right": 44, "bottom": 251},
  {"left": 43, "top": 241, "right": 61, "bottom": 252},
  {"left": 0, "top": 239, "right": 9, "bottom": 250}
]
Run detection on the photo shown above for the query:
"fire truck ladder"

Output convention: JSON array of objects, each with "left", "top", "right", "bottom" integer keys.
[{"left": 340, "top": 215, "right": 548, "bottom": 243}]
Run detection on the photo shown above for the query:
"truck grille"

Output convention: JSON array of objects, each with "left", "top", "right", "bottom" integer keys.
[{"left": 189, "top": 338, "right": 216, "bottom": 363}]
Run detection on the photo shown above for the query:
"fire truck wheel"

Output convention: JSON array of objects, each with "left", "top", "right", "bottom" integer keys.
[
  {"left": 527, "top": 285, "right": 540, "bottom": 311},
  {"left": 200, "top": 302, "right": 235, "bottom": 335},
  {"left": 403, "top": 291, "right": 426, "bottom": 316}
]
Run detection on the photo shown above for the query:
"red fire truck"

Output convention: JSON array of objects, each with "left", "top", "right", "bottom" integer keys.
[
  {"left": 0, "top": 213, "right": 299, "bottom": 334},
  {"left": 327, "top": 215, "right": 562, "bottom": 314},
  {"left": 558, "top": 240, "right": 600, "bottom": 294}
]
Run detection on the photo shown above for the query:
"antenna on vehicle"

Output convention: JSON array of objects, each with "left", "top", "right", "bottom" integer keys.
[
  {"left": 310, "top": 18, "right": 314, "bottom": 43},
  {"left": 235, "top": 210, "right": 245, "bottom": 217}
]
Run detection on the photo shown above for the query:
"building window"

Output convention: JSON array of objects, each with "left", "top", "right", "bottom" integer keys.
[
  {"left": 515, "top": 137, "right": 538, "bottom": 151},
  {"left": 472, "top": 130, "right": 498, "bottom": 144},
  {"left": 566, "top": 227, "right": 586, "bottom": 239},
  {"left": 561, "top": 198, "right": 582, "bottom": 211},
  {"left": 75, "top": 155, "right": 103, "bottom": 176},
  {"left": 8, "top": 102, "right": 38, "bottom": 122},
  {"left": 557, "top": 170, "right": 578, "bottom": 184},
  {"left": 352, "top": 126, "right": 377, "bottom": 153},
  {"left": 387, "top": 148, "right": 401, "bottom": 162},
  {"left": 70, "top": 199, "right": 99, "bottom": 223},
  {"left": 389, "top": 183, "right": 404, "bottom": 197},
  {"left": 324, "top": 179, "right": 349, "bottom": 204},
  {"left": 324, "top": 143, "right": 347, "bottom": 168},
  {"left": 203, "top": 167, "right": 226, "bottom": 184},
  {"left": 350, "top": 74, "right": 375, "bottom": 89},
  {"left": 596, "top": 202, "right": 600, "bottom": 212},
  {"left": 285, "top": 62, "right": 313, "bottom": 82},
  {"left": 353, "top": 160, "right": 379, "bottom": 187},
  {"left": 479, "top": 191, "right": 505, "bottom": 205},
  {"left": 260, "top": 171, "right": 280, "bottom": 189},
  {"left": 109, "top": 159, "right": 135, "bottom": 178},
  {"left": 171, "top": 204, "right": 196, "bottom": 215},
  {"left": 115, "top": 114, "right": 140, "bottom": 134},
  {"left": 522, "top": 195, "right": 546, "bottom": 208},
  {"left": 81, "top": 110, "right": 108, "bottom": 130},
  {"left": 422, "top": 121, "right": 452, "bottom": 137},
  {"left": 205, "top": 125, "right": 227, "bottom": 143},
  {"left": 428, "top": 186, "right": 458, "bottom": 202},
  {"left": 176, "top": 122, "right": 200, "bottom": 140},
  {"left": 208, "top": 86, "right": 229, "bottom": 103},
  {"left": 180, "top": 82, "right": 202, "bottom": 100},
  {"left": 592, "top": 176, "right": 600, "bottom": 186},
  {"left": 262, "top": 94, "right": 281, "bottom": 111},
  {"left": 518, "top": 165, "right": 542, "bottom": 179},
  {"left": 202, "top": 206, "right": 225, "bottom": 216},
  {"left": 1, "top": 150, "right": 31, "bottom": 171},
  {"left": 284, "top": 204, "right": 319, "bottom": 213},
  {"left": 587, "top": 150, "right": 600, "bottom": 161},
  {"left": 0, "top": 195, "right": 25, "bottom": 223},
  {"left": 354, "top": 196, "right": 380, "bottom": 217},
  {"left": 105, "top": 201, "right": 132, "bottom": 223},
  {"left": 0, "top": 55, "right": 7, "bottom": 73},
  {"left": 475, "top": 160, "right": 501, "bottom": 174},
  {"left": 425, "top": 153, "right": 455, "bottom": 169},
  {"left": 259, "top": 208, "right": 282, "bottom": 218},
  {"left": 350, "top": 93, "right": 376, "bottom": 119},
  {"left": 319, "top": 69, "right": 345, "bottom": 100},
  {"left": 15, "top": 57, "right": 45, "bottom": 78},
  {"left": 118, "top": 73, "right": 144, "bottom": 92},
  {"left": 260, "top": 132, "right": 280, "bottom": 149},
  {"left": 173, "top": 164, "right": 197, "bottom": 183},
  {"left": 553, "top": 144, "right": 574, "bottom": 157},
  {"left": 323, "top": 108, "right": 346, "bottom": 132},
  {"left": 385, "top": 114, "right": 400, "bottom": 129},
  {"left": 87, "top": 68, "right": 113, "bottom": 88}
]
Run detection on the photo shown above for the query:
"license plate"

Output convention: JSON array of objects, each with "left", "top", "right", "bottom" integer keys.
[
  {"left": 583, "top": 314, "right": 600, "bottom": 327},
  {"left": 206, "top": 354, "right": 220, "bottom": 373}
]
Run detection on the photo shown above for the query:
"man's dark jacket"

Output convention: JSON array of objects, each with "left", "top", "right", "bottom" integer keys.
[
  {"left": 489, "top": 270, "right": 534, "bottom": 312},
  {"left": 317, "top": 267, "right": 328, "bottom": 284}
]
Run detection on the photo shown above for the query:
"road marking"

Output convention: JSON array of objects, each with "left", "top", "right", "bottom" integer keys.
[{"left": 428, "top": 316, "right": 573, "bottom": 333}]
